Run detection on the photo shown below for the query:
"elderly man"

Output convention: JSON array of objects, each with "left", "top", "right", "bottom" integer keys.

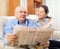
[{"left": 2, "top": 6, "right": 37, "bottom": 49}]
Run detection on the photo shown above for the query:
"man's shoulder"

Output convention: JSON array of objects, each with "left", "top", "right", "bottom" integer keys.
[
  {"left": 26, "top": 19, "right": 35, "bottom": 23},
  {"left": 26, "top": 19, "right": 37, "bottom": 28},
  {"left": 5, "top": 19, "right": 17, "bottom": 25}
]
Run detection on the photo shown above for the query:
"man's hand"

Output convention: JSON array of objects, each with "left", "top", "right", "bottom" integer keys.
[{"left": 6, "top": 33, "right": 17, "bottom": 44}]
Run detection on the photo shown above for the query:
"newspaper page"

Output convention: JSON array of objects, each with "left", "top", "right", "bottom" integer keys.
[{"left": 12, "top": 25, "right": 54, "bottom": 47}]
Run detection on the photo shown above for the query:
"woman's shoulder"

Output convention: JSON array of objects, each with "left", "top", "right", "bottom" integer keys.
[
  {"left": 46, "top": 16, "right": 51, "bottom": 19},
  {"left": 45, "top": 16, "right": 52, "bottom": 23},
  {"left": 48, "top": 17, "right": 52, "bottom": 23}
]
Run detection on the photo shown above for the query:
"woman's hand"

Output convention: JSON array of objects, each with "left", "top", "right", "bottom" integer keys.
[{"left": 43, "top": 41, "right": 50, "bottom": 48}]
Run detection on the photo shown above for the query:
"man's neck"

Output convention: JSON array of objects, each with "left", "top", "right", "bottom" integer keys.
[{"left": 21, "top": 20, "right": 25, "bottom": 24}]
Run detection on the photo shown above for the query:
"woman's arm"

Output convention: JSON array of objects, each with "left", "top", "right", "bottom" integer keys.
[{"left": 41, "top": 18, "right": 52, "bottom": 29}]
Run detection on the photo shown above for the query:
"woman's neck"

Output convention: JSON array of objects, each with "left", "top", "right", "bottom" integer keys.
[{"left": 39, "top": 18, "right": 45, "bottom": 23}]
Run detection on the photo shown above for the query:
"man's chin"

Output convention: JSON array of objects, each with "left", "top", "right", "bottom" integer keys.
[{"left": 19, "top": 19, "right": 26, "bottom": 21}]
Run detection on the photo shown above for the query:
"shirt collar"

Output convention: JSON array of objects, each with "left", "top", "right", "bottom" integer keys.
[
  {"left": 36, "top": 18, "right": 48, "bottom": 23},
  {"left": 16, "top": 18, "right": 29, "bottom": 26}
]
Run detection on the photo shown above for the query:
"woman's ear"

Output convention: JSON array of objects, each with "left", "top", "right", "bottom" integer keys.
[{"left": 45, "top": 13, "right": 48, "bottom": 16}]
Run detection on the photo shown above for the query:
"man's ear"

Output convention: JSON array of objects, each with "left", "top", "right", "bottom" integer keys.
[{"left": 14, "top": 11, "right": 17, "bottom": 16}]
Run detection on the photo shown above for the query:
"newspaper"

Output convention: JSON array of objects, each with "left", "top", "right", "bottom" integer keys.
[{"left": 12, "top": 25, "right": 54, "bottom": 47}]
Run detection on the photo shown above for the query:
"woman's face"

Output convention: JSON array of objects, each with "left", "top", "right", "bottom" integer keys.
[{"left": 37, "top": 7, "right": 47, "bottom": 19}]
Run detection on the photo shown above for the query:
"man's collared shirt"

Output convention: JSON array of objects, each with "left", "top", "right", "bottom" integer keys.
[{"left": 3, "top": 18, "right": 37, "bottom": 45}]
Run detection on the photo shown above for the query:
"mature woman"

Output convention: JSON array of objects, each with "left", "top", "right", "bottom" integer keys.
[
  {"left": 35, "top": 5, "right": 60, "bottom": 49},
  {"left": 35, "top": 5, "right": 52, "bottom": 29}
]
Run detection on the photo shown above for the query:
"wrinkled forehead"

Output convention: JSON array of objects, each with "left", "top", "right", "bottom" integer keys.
[{"left": 15, "top": 6, "right": 27, "bottom": 12}]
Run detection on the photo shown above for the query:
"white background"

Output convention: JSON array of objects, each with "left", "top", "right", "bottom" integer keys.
[{"left": 46, "top": 0, "right": 60, "bottom": 31}]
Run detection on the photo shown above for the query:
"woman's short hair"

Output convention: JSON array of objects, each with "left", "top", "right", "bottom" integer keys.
[
  {"left": 39, "top": 5, "right": 51, "bottom": 19},
  {"left": 39, "top": 5, "right": 49, "bottom": 14}
]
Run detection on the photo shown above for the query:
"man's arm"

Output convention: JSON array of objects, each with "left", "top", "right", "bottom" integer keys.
[{"left": 2, "top": 20, "right": 17, "bottom": 45}]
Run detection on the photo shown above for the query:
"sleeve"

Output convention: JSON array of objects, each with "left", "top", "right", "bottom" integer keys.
[
  {"left": 41, "top": 18, "right": 52, "bottom": 29},
  {"left": 30, "top": 20, "right": 38, "bottom": 28},
  {"left": 2, "top": 21, "right": 14, "bottom": 45}
]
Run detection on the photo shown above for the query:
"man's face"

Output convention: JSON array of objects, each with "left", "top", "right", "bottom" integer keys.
[
  {"left": 37, "top": 7, "right": 47, "bottom": 19},
  {"left": 15, "top": 7, "right": 27, "bottom": 21}
]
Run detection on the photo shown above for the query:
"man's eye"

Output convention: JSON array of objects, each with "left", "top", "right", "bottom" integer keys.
[
  {"left": 24, "top": 11, "right": 26, "bottom": 13},
  {"left": 19, "top": 11, "right": 26, "bottom": 13},
  {"left": 20, "top": 11, "right": 22, "bottom": 13}
]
